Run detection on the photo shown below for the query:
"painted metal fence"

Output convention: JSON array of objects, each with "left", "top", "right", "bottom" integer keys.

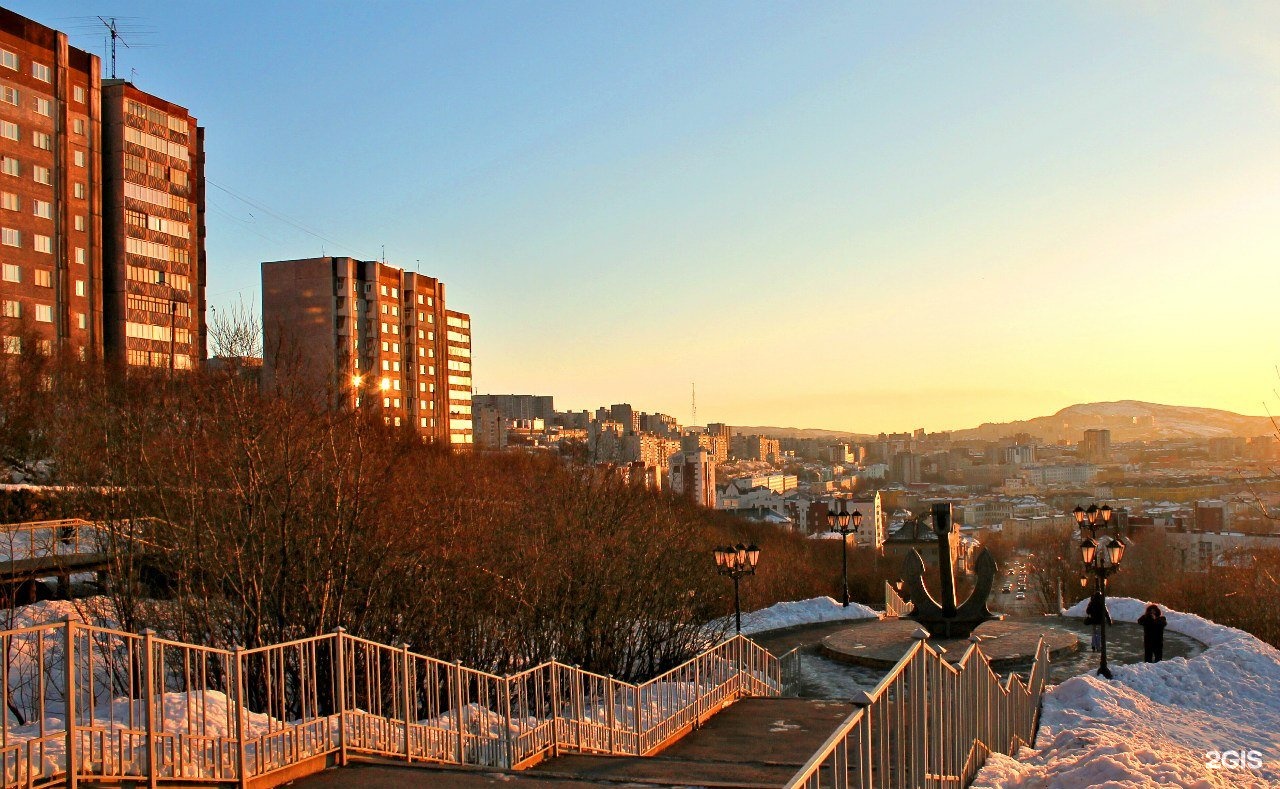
[
  {"left": 0, "top": 619, "right": 789, "bottom": 788},
  {"left": 782, "top": 636, "right": 1049, "bottom": 789},
  {"left": 884, "top": 582, "right": 912, "bottom": 619}
]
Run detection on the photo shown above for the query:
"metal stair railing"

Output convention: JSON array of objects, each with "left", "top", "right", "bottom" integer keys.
[
  {"left": 782, "top": 638, "right": 1049, "bottom": 788},
  {"left": 0, "top": 621, "right": 786, "bottom": 788}
]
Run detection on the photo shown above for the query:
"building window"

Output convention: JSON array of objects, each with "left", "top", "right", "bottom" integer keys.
[
  {"left": 1, "top": 192, "right": 16, "bottom": 211},
  {"left": 1, "top": 300, "right": 17, "bottom": 318},
  {"left": 75, "top": 280, "right": 85, "bottom": 296},
  {"left": 0, "top": 264, "right": 17, "bottom": 283},
  {"left": 0, "top": 121, "right": 15, "bottom": 141},
  {"left": 1, "top": 228, "right": 18, "bottom": 247},
  {"left": 77, "top": 313, "right": 86, "bottom": 329},
  {"left": 74, "top": 215, "right": 85, "bottom": 231},
  {"left": 75, "top": 247, "right": 85, "bottom": 265},
  {"left": 0, "top": 50, "right": 16, "bottom": 70},
  {"left": 33, "top": 200, "right": 50, "bottom": 219},
  {"left": 73, "top": 182, "right": 85, "bottom": 199},
  {"left": 2, "top": 337, "right": 19, "bottom": 354},
  {"left": 380, "top": 285, "right": 387, "bottom": 296},
  {"left": 31, "top": 63, "right": 50, "bottom": 82},
  {"left": 73, "top": 118, "right": 85, "bottom": 135},
  {"left": 33, "top": 166, "right": 50, "bottom": 185},
  {"left": 34, "top": 304, "right": 51, "bottom": 323},
  {"left": 391, "top": 288, "right": 398, "bottom": 298},
  {"left": 34, "top": 269, "right": 50, "bottom": 287},
  {"left": 74, "top": 151, "right": 85, "bottom": 167},
  {"left": 0, "top": 86, "right": 17, "bottom": 105},
  {"left": 381, "top": 341, "right": 388, "bottom": 352},
  {"left": 34, "top": 98, "right": 50, "bottom": 117},
  {"left": 31, "top": 132, "right": 50, "bottom": 151},
  {"left": 1, "top": 158, "right": 18, "bottom": 177},
  {"left": 33, "top": 235, "right": 51, "bottom": 254}
]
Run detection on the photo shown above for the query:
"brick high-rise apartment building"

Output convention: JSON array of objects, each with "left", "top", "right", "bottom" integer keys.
[
  {"left": 0, "top": 9, "right": 102, "bottom": 360},
  {"left": 101, "top": 80, "right": 206, "bottom": 370},
  {"left": 0, "top": 7, "right": 205, "bottom": 370},
  {"left": 261, "top": 257, "right": 473, "bottom": 446}
]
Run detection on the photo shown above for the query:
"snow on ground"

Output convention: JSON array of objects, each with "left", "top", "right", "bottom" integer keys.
[
  {"left": 974, "top": 597, "right": 1280, "bottom": 788},
  {"left": 734, "top": 596, "right": 879, "bottom": 636}
]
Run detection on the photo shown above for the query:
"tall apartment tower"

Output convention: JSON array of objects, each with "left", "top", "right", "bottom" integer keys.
[
  {"left": 1081, "top": 428, "right": 1111, "bottom": 463},
  {"left": 261, "top": 257, "right": 473, "bottom": 446},
  {"left": 669, "top": 447, "right": 716, "bottom": 507},
  {"left": 101, "top": 80, "right": 206, "bottom": 370},
  {"left": 0, "top": 9, "right": 102, "bottom": 360}
]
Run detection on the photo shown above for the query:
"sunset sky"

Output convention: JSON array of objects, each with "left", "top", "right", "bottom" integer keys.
[{"left": 22, "top": 1, "right": 1280, "bottom": 432}]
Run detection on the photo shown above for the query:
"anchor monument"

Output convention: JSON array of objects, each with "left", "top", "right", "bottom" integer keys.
[{"left": 899, "top": 502, "right": 998, "bottom": 639}]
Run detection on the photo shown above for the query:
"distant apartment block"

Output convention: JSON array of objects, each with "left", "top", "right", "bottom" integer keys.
[
  {"left": 101, "top": 80, "right": 205, "bottom": 370},
  {"left": 1081, "top": 429, "right": 1111, "bottom": 462},
  {"left": 670, "top": 447, "right": 715, "bottom": 507},
  {"left": 732, "top": 434, "right": 781, "bottom": 462},
  {"left": 0, "top": 9, "right": 101, "bottom": 360},
  {"left": 261, "top": 257, "right": 472, "bottom": 446},
  {"left": 473, "top": 394, "right": 554, "bottom": 422}
]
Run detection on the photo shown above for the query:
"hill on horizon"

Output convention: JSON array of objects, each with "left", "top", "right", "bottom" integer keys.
[{"left": 732, "top": 401, "right": 1275, "bottom": 444}]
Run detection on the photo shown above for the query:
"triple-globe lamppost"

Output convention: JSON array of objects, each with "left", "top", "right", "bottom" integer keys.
[
  {"left": 827, "top": 501, "right": 863, "bottom": 607},
  {"left": 714, "top": 543, "right": 760, "bottom": 634},
  {"left": 1074, "top": 503, "right": 1126, "bottom": 680}
]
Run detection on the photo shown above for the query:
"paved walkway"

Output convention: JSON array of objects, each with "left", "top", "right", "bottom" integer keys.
[{"left": 291, "top": 698, "right": 852, "bottom": 788}]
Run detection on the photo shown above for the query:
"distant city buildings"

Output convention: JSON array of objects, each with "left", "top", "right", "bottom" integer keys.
[{"left": 261, "top": 257, "right": 472, "bottom": 445}]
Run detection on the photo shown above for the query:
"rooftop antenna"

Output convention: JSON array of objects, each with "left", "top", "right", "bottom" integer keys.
[
  {"left": 691, "top": 382, "right": 697, "bottom": 427},
  {"left": 97, "top": 17, "right": 130, "bottom": 79},
  {"left": 381, "top": 244, "right": 386, "bottom": 263}
]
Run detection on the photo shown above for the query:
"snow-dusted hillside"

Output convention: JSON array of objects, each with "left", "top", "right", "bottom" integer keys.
[
  {"left": 973, "top": 597, "right": 1280, "bottom": 788},
  {"left": 953, "top": 400, "right": 1273, "bottom": 442}
]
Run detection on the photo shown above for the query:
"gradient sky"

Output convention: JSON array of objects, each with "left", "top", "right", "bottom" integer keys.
[{"left": 18, "top": 1, "right": 1280, "bottom": 432}]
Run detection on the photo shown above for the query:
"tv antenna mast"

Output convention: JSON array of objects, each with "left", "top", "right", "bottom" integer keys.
[
  {"left": 98, "top": 17, "right": 130, "bottom": 79},
  {"left": 691, "top": 382, "right": 697, "bottom": 427}
]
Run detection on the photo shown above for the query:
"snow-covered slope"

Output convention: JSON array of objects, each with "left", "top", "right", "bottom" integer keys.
[
  {"left": 973, "top": 597, "right": 1280, "bottom": 787},
  {"left": 737, "top": 596, "right": 879, "bottom": 635}
]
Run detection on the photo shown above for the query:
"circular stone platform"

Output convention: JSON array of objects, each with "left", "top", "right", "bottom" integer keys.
[{"left": 820, "top": 617, "right": 1079, "bottom": 669}]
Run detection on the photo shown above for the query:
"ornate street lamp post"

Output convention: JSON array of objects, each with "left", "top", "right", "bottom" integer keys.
[
  {"left": 827, "top": 501, "right": 863, "bottom": 607},
  {"left": 1074, "top": 504, "right": 1126, "bottom": 679},
  {"left": 714, "top": 543, "right": 760, "bottom": 634}
]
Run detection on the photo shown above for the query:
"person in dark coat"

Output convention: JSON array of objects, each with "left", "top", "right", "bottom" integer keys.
[
  {"left": 1083, "top": 592, "right": 1112, "bottom": 652},
  {"left": 1138, "top": 603, "right": 1167, "bottom": 663}
]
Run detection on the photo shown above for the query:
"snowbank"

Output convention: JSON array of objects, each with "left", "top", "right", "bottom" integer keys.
[
  {"left": 727, "top": 596, "right": 879, "bottom": 636},
  {"left": 974, "top": 597, "right": 1280, "bottom": 787}
]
